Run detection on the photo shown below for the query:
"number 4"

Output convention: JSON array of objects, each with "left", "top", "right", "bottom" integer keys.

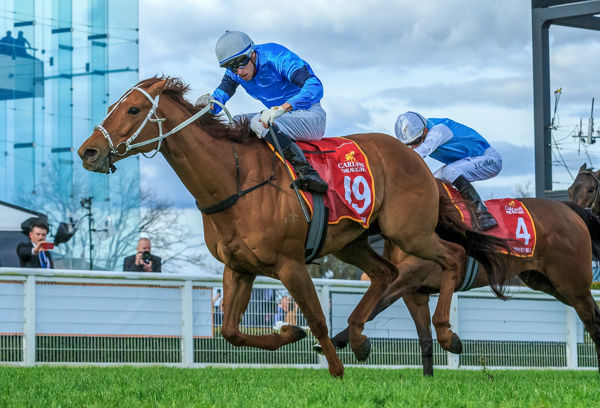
[{"left": 515, "top": 217, "right": 530, "bottom": 245}]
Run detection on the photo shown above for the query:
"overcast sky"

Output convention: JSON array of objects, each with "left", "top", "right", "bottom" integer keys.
[{"left": 137, "top": 0, "right": 600, "bottom": 207}]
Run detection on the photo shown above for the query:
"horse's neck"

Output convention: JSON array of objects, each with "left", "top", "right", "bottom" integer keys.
[{"left": 158, "top": 105, "right": 256, "bottom": 209}]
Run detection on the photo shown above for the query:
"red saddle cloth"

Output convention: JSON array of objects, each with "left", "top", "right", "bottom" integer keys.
[
  {"left": 269, "top": 137, "right": 375, "bottom": 228},
  {"left": 442, "top": 183, "right": 537, "bottom": 257}
]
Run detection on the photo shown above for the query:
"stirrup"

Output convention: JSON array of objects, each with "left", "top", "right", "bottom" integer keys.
[{"left": 291, "top": 176, "right": 328, "bottom": 193}]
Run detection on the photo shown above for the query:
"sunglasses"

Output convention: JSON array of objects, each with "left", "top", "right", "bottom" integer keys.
[{"left": 224, "top": 56, "right": 250, "bottom": 72}]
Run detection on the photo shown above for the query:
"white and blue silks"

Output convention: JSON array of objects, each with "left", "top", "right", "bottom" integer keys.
[
  {"left": 209, "top": 43, "right": 326, "bottom": 141},
  {"left": 414, "top": 118, "right": 502, "bottom": 183}
]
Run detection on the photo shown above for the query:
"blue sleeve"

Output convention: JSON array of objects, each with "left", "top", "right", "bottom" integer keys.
[
  {"left": 272, "top": 47, "right": 323, "bottom": 110},
  {"left": 211, "top": 72, "right": 239, "bottom": 114}
]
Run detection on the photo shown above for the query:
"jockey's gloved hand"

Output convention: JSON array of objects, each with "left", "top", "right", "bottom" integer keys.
[
  {"left": 260, "top": 106, "right": 286, "bottom": 128},
  {"left": 195, "top": 94, "right": 213, "bottom": 108}
]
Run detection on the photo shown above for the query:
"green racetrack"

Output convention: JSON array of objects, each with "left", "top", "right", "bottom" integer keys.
[{"left": 0, "top": 366, "right": 598, "bottom": 407}]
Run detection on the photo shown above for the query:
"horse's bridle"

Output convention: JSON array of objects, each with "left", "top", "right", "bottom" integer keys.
[
  {"left": 577, "top": 170, "right": 600, "bottom": 214},
  {"left": 95, "top": 85, "right": 232, "bottom": 159}
]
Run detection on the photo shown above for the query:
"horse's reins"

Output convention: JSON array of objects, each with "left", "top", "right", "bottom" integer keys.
[
  {"left": 95, "top": 85, "right": 286, "bottom": 216},
  {"left": 578, "top": 170, "right": 600, "bottom": 214},
  {"left": 95, "top": 86, "right": 233, "bottom": 160}
]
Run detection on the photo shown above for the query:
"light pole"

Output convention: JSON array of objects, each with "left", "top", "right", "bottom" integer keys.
[{"left": 80, "top": 196, "right": 108, "bottom": 270}]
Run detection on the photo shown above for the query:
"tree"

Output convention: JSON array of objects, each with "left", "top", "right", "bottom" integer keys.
[{"left": 307, "top": 255, "right": 363, "bottom": 280}]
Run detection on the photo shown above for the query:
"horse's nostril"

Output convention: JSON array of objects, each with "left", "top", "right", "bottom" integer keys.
[{"left": 84, "top": 148, "right": 98, "bottom": 160}]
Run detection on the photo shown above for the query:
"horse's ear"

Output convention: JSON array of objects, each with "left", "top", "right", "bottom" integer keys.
[
  {"left": 580, "top": 163, "right": 587, "bottom": 173},
  {"left": 147, "top": 80, "right": 167, "bottom": 96}
]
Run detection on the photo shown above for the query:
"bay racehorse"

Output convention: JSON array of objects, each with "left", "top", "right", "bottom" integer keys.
[
  {"left": 77, "top": 77, "right": 510, "bottom": 378},
  {"left": 569, "top": 163, "right": 600, "bottom": 216},
  {"left": 325, "top": 179, "right": 600, "bottom": 376}
]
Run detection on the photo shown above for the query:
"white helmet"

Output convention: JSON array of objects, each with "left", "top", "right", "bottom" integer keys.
[
  {"left": 215, "top": 30, "right": 254, "bottom": 67},
  {"left": 394, "top": 111, "right": 427, "bottom": 144}
]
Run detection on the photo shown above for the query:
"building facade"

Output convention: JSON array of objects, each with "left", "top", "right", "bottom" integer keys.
[{"left": 0, "top": 0, "right": 139, "bottom": 269}]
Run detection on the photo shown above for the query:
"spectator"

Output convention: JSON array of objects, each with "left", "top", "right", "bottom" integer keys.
[
  {"left": 360, "top": 272, "right": 370, "bottom": 281},
  {"left": 123, "top": 238, "right": 161, "bottom": 272},
  {"left": 274, "top": 294, "right": 299, "bottom": 328},
  {"left": 0, "top": 30, "right": 14, "bottom": 56},
  {"left": 14, "top": 31, "right": 31, "bottom": 57},
  {"left": 16, "top": 221, "right": 53, "bottom": 268}
]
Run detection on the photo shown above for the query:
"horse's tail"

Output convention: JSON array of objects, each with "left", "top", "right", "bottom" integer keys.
[
  {"left": 435, "top": 180, "right": 512, "bottom": 299},
  {"left": 562, "top": 201, "right": 600, "bottom": 261}
]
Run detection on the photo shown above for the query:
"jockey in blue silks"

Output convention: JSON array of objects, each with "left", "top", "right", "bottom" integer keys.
[
  {"left": 395, "top": 111, "right": 502, "bottom": 231},
  {"left": 197, "top": 30, "right": 327, "bottom": 193}
]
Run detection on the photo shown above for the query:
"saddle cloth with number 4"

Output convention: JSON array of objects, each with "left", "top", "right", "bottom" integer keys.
[
  {"left": 271, "top": 137, "right": 375, "bottom": 228},
  {"left": 442, "top": 183, "right": 537, "bottom": 257}
]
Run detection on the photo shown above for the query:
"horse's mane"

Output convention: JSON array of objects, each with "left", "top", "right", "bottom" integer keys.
[{"left": 137, "top": 76, "right": 254, "bottom": 144}]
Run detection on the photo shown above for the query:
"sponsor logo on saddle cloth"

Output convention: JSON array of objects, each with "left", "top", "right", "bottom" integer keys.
[
  {"left": 442, "top": 184, "right": 537, "bottom": 257},
  {"left": 268, "top": 137, "right": 375, "bottom": 227}
]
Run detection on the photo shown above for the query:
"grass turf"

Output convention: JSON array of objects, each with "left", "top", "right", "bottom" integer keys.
[{"left": 0, "top": 366, "right": 598, "bottom": 407}]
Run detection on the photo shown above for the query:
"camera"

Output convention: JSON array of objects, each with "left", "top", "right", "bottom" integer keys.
[{"left": 142, "top": 251, "right": 151, "bottom": 264}]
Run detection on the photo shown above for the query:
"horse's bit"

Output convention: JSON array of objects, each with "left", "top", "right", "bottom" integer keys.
[
  {"left": 577, "top": 170, "right": 600, "bottom": 214},
  {"left": 95, "top": 85, "right": 232, "bottom": 159}
]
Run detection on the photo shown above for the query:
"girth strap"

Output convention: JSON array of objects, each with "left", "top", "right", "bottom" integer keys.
[
  {"left": 457, "top": 256, "right": 479, "bottom": 292},
  {"left": 198, "top": 145, "right": 274, "bottom": 215}
]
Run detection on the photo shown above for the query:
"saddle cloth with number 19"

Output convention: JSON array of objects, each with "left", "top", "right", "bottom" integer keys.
[
  {"left": 269, "top": 137, "right": 375, "bottom": 228},
  {"left": 442, "top": 183, "right": 537, "bottom": 257}
]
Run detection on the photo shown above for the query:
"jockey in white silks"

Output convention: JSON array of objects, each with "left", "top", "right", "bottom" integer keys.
[
  {"left": 197, "top": 30, "right": 327, "bottom": 193},
  {"left": 395, "top": 111, "right": 502, "bottom": 231}
]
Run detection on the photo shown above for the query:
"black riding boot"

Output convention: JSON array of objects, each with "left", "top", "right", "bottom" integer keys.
[
  {"left": 452, "top": 175, "right": 497, "bottom": 231},
  {"left": 266, "top": 125, "right": 328, "bottom": 193}
]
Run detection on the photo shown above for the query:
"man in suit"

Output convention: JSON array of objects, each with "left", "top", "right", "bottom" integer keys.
[
  {"left": 123, "top": 238, "right": 161, "bottom": 272},
  {"left": 16, "top": 221, "right": 53, "bottom": 268}
]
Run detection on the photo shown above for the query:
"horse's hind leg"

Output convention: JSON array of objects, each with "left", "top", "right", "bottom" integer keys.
[
  {"left": 277, "top": 259, "right": 344, "bottom": 378},
  {"left": 328, "top": 250, "right": 434, "bottom": 351},
  {"left": 220, "top": 266, "right": 307, "bottom": 351},
  {"left": 332, "top": 235, "right": 398, "bottom": 361},
  {"left": 399, "top": 234, "right": 466, "bottom": 352},
  {"left": 404, "top": 292, "right": 435, "bottom": 376}
]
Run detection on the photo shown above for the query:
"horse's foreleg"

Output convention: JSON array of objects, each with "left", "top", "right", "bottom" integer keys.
[
  {"left": 404, "top": 292, "right": 434, "bottom": 376},
  {"left": 220, "top": 266, "right": 306, "bottom": 350},
  {"left": 277, "top": 260, "right": 344, "bottom": 378},
  {"left": 334, "top": 237, "right": 398, "bottom": 362},
  {"left": 569, "top": 294, "right": 600, "bottom": 376}
]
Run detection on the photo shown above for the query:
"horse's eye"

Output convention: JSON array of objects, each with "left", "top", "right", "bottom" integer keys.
[
  {"left": 588, "top": 187, "right": 596, "bottom": 194},
  {"left": 127, "top": 107, "right": 140, "bottom": 115}
]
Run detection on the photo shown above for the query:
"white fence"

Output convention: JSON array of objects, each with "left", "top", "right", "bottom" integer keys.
[{"left": 0, "top": 267, "right": 598, "bottom": 370}]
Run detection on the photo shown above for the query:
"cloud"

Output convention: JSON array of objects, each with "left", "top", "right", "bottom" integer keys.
[{"left": 379, "top": 76, "right": 532, "bottom": 109}]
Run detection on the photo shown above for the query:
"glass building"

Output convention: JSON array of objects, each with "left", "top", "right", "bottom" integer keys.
[{"left": 0, "top": 0, "right": 140, "bottom": 269}]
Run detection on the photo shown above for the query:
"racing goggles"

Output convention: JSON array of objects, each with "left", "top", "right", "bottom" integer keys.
[{"left": 223, "top": 56, "right": 251, "bottom": 72}]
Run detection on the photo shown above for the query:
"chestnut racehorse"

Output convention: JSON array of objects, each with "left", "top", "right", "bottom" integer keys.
[
  {"left": 77, "top": 77, "right": 509, "bottom": 378},
  {"left": 326, "top": 180, "right": 600, "bottom": 376}
]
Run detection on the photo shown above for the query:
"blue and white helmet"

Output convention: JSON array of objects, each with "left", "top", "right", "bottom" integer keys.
[
  {"left": 394, "top": 111, "right": 428, "bottom": 144},
  {"left": 215, "top": 30, "right": 254, "bottom": 68}
]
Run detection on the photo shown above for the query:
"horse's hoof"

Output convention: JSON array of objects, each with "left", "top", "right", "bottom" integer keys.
[
  {"left": 329, "top": 367, "right": 344, "bottom": 379},
  {"left": 449, "top": 333, "right": 463, "bottom": 354},
  {"left": 331, "top": 335, "right": 349, "bottom": 350},
  {"left": 312, "top": 341, "right": 324, "bottom": 355},
  {"left": 422, "top": 357, "right": 434, "bottom": 377},
  {"left": 281, "top": 325, "right": 307, "bottom": 342},
  {"left": 352, "top": 337, "right": 371, "bottom": 361}
]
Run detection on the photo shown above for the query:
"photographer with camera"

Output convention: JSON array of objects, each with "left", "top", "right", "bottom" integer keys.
[
  {"left": 123, "top": 238, "right": 161, "bottom": 273},
  {"left": 16, "top": 221, "right": 54, "bottom": 269}
]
